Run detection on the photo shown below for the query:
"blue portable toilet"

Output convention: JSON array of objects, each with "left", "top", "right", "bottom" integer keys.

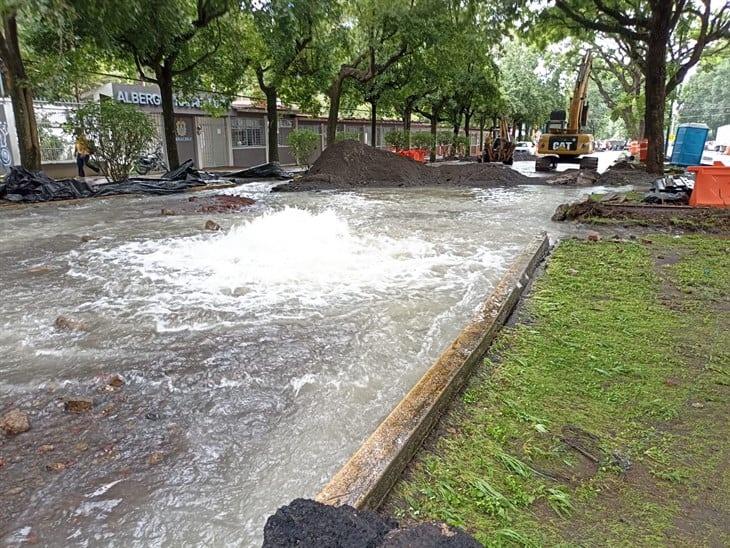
[{"left": 670, "top": 123, "right": 709, "bottom": 166}]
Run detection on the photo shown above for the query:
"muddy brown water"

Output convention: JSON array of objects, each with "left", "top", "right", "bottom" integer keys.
[{"left": 1, "top": 182, "right": 627, "bottom": 546}]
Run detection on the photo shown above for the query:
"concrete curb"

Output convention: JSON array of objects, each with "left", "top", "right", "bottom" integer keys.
[{"left": 316, "top": 232, "right": 551, "bottom": 510}]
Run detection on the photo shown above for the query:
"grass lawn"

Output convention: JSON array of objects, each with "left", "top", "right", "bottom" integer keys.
[{"left": 385, "top": 235, "right": 729, "bottom": 546}]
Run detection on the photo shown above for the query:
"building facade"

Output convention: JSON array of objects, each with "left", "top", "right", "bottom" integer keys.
[{"left": 1, "top": 82, "right": 473, "bottom": 176}]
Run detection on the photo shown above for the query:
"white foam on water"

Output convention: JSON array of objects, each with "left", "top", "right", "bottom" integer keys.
[{"left": 78, "top": 207, "right": 470, "bottom": 316}]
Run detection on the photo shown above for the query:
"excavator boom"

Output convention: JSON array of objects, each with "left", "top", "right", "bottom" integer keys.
[{"left": 568, "top": 52, "right": 592, "bottom": 133}]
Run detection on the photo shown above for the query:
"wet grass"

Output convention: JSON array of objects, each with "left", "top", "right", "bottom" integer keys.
[{"left": 386, "top": 235, "right": 729, "bottom": 546}]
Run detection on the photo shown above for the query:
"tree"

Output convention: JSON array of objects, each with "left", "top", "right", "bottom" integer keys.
[
  {"left": 72, "top": 100, "right": 156, "bottom": 182},
  {"left": 497, "top": 41, "right": 564, "bottom": 139},
  {"left": 244, "top": 0, "right": 334, "bottom": 163},
  {"left": 75, "top": 0, "right": 234, "bottom": 170},
  {"left": 677, "top": 55, "right": 730, "bottom": 135},
  {"left": 0, "top": 1, "right": 68, "bottom": 169},
  {"left": 323, "top": 0, "right": 423, "bottom": 145},
  {"left": 547, "top": 0, "right": 730, "bottom": 172}
]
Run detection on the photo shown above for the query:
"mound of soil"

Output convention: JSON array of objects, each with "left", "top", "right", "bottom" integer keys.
[
  {"left": 262, "top": 498, "right": 479, "bottom": 547},
  {"left": 513, "top": 150, "right": 537, "bottom": 161},
  {"left": 553, "top": 196, "right": 730, "bottom": 233},
  {"left": 598, "top": 161, "right": 659, "bottom": 186},
  {"left": 274, "top": 140, "right": 532, "bottom": 191}
]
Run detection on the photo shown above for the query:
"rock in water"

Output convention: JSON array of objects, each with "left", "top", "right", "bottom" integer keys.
[
  {"left": 54, "top": 315, "right": 90, "bottom": 332},
  {"left": 64, "top": 397, "right": 93, "bottom": 414},
  {"left": 1, "top": 409, "right": 31, "bottom": 435},
  {"left": 204, "top": 220, "right": 221, "bottom": 231}
]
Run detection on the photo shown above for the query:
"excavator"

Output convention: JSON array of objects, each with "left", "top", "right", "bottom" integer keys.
[{"left": 535, "top": 52, "right": 598, "bottom": 172}]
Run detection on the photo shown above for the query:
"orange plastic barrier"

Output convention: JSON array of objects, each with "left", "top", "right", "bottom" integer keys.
[
  {"left": 688, "top": 161, "right": 730, "bottom": 207},
  {"left": 629, "top": 139, "right": 648, "bottom": 161},
  {"left": 395, "top": 149, "right": 427, "bottom": 163}
]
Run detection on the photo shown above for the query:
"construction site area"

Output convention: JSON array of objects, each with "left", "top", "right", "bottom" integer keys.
[{"left": 1, "top": 1, "right": 729, "bottom": 547}]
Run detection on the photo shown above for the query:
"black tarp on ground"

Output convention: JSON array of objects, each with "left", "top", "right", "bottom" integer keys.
[
  {"left": 0, "top": 166, "right": 224, "bottom": 203},
  {"left": 223, "top": 162, "right": 294, "bottom": 180},
  {"left": 0, "top": 168, "right": 95, "bottom": 203}
]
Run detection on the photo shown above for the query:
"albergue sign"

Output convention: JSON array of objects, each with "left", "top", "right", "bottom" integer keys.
[{"left": 115, "top": 90, "right": 202, "bottom": 109}]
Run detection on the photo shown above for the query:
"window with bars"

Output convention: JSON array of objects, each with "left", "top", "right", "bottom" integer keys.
[{"left": 231, "top": 117, "right": 263, "bottom": 147}]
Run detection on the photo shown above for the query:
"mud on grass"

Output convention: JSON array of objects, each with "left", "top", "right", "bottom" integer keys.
[{"left": 384, "top": 236, "right": 729, "bottom": 546}]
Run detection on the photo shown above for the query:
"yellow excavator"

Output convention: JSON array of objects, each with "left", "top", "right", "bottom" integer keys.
[{"left": 535, "top": 52, "right": 598, "bottom": 172}]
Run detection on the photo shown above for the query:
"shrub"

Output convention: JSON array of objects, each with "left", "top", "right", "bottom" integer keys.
[
  {"left": 335, "top": 131, "right": 361, "bottom": 143},
  {"left": 436, "top": 131, "right": 453, "bottom": 147},
  {"left": 411, "top": 132, "right": 434, "bottom": 150},
  {"left": 452, "top": 135, "right": 471, "bottom": 156},
  {"left": 384, "top": 130, "right": 407, "bottom": 150},
  {"left": 287, "top": 128, "right": 320, "bottom": 167},
  {"left": 71, "top": 101, "right": 156, "bottom": 182}
]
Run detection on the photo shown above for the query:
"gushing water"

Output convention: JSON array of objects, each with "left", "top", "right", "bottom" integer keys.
[{"left": 0, "top": 183, "right": 614, "bottom": 546}]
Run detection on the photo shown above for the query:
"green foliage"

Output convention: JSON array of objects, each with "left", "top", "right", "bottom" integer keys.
[
  {"left": 678, "top": 56, "right": 730, "bottom": 135},
  {"left": 451, "top": 134, "right": 470, "bottom": 156},
  {"left": 287, "top": 128, "right": 319, "bottom": 167},
  {"left": 436, "top": 131, "right": 452, "bottom": 146},
  {"left": 335, "top": 131, "right": 361, "bottom": 143},
  {"left": 384, "top": 130, "right": 407, "bottom": 149},
  {"left": 411, "top": 131, "right": 433, "bottom": 150},
  {"left": 498, "top": 41, "right": 566, "bottom": 129},
  {"left": 70, "top": 101, "right": 155, "bottom": 182}
]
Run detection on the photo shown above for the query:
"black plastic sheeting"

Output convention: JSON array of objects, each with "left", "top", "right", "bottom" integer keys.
[
  {"left": 0, "top": 164, "right": 216, "bottom": 204},
  {"left": 223, "top": 162, "right": 294, "bottom": 180},
  {"left": 0, "top": 159, "right": 297, "bottom": 204}
]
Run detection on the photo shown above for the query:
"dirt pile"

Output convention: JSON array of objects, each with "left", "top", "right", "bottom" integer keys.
[
  {"left": 513, "top": 150, "right": 537, "bottom": 161},
  {"left": 262, "top": 498, "right": 479, "bottom": 547},
  {"left": 548, "top": 169, "right": 599, "bottom": 186},
  {"left": 553, "top": 195, "right": 730, "bottom": 233},
  {"left": 435, "top": 162, "right": 532, "bottom": 186},
  {"left": 598, "top": 161, "right": 660, "bottom": 186},
  {"left": 274, "top": 140, "right": 532, "bottom": 191}
]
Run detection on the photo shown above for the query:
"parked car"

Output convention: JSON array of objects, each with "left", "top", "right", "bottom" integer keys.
[{"left": 514, "top": 141, "right": 535, "bottom": 154}]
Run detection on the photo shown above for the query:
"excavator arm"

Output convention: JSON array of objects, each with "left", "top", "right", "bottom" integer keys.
[{"left": 567, "top": 52, "right": 592, "bottom": 133}]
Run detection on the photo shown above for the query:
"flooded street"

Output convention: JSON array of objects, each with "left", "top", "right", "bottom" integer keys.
[{"left": 1, "top": 183, "right": 618, "bottom": 546}]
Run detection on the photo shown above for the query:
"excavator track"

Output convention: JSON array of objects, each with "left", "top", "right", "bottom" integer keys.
[
  {"left": 579, "top": 156, "right": 599, "bottom": 171},
  {"left": 535, "top": 156, "right": 556, "bottom": 172}
]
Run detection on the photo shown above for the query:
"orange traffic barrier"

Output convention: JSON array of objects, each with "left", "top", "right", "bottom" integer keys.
[
  {"left": 395, "top": 148, "right": 427, "bottom": 163},
  {"left": 629, "top": 139, "right": 648, "bottom": 161},
  {"left": 688, "top": 161, "right": 730, "bottom": 207}
]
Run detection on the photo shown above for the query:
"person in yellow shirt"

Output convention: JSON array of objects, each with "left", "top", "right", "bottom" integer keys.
[{"left": 74, "top": 134, "right": 100, "bottom": 178}]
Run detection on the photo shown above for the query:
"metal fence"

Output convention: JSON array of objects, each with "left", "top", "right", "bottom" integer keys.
[{"left": 36, "top": 102, "right": 82, "bottom": 162}]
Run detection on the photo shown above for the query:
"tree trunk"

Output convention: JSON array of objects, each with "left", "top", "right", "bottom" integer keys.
[
  {"left": 644, "top": 8, "right": 671, "bottom": 174},
  {"left": 464, "top": 114, "right": 471, "bottom": 156},
  {"left": 326, "top": 75, "right": 344, "bottom": 146},
  {"left": 430, "top": 112, "right": 438, "bottom": 163},
  {"left": 264, "top": 86, "right": 279, "bottom": 163},
  {"left": 370, "top": 100, "right": 377, "bottom": 147},
  {"left": 403, "top": 105, "right": 412, "bottom": 147},
  {"left": 156, "top": 63, "right": 179, "bottom": 170},
  {"left": 0, "top": 14, "right": 41, "bottom": 170}
]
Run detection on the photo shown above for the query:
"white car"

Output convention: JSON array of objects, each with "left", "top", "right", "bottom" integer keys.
[{"left": 514, "top": 141, "right": 536, "bottom": 154}]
